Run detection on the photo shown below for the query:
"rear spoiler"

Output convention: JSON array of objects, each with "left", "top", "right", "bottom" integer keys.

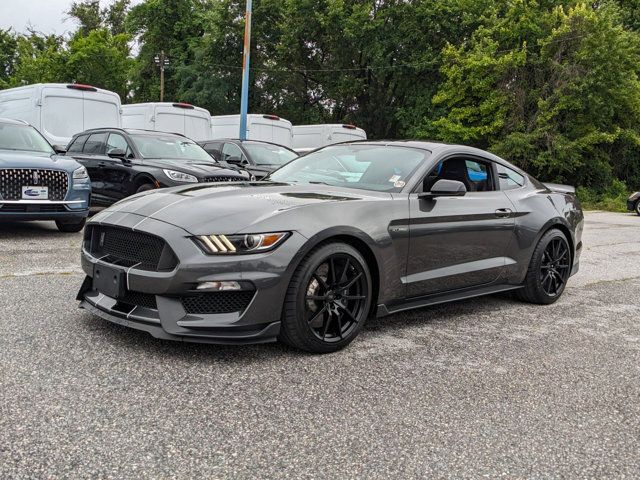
[{"left": 543, "top": 183, "right": 576, "bottom": 194}]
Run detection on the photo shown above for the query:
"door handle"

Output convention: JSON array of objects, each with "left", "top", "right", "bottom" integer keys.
[{"left": 495, "top": 208, "right": 512, "bottom": 218}]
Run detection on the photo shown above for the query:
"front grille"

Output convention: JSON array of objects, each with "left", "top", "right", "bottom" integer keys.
[
  {"left": 203, "top": 176, "right": 245, "bottom": 183},
  {"left": 117, "top": 290, "right": 157, "bottom": 310},
  {"left": 181, "top": 291, "right": 255, "bottom": 315},
  {"left": 85, "top": 225, "right": 177, "bottom": 271},
  {"left": 0, "top": 204, "right": 67, "bottom": 213},
  {"left": 0, "top": 169, "right": 69, "bottom": 201}
]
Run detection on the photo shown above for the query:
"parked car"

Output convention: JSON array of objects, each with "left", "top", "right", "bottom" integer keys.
[
  {"left": 121, "top": 102, "right": 212, "bottom": 142},
  {"left": 292, "top": 124, "right": 367, "bottom": 154},
  {"left": 198, "top": 139, "right": 298, "bottom": 179},
  {"left": 627, "top": 191, "right": 640, "bottom": 215},
  {"left": 211, "top": 114, "right": 293, "bottom": 147},
  {"left": 0, "top": 83, "right": 121, "bottom": 148},
  {"left": 0, "top": 118, "right": 90, "bottom": 232},
  {"left": 64, "top": 128, "right": 250, "bottom": 207},
  {"left": 77, "top": 141, "right": 584, "bottom": 353}
]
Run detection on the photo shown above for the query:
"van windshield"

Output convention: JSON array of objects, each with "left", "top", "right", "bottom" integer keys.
[
  {"left": 129, "top": 134, "right": 214, "bottom": 162},
  {"left": 243, "top": 142, "right": 298, "bottom": 166},
  {"left": 0, "top": 124, "right": 54, "bottom": 154}
]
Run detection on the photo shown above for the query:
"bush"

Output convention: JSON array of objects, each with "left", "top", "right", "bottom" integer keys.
[{"left": 576, "top": 179, "right": 630, "bottom": 212}]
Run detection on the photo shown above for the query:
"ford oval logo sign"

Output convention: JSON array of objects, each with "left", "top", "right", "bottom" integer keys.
[{"left": 23, "top": 189, "right": 41, "bottom": 197}]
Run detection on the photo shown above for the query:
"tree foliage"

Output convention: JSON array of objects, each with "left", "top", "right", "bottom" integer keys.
[{"left": 1, "top": 0, "right": 640, "bottom": 192}]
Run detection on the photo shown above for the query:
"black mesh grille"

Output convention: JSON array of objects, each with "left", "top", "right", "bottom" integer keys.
[
  {"left": 181, "top": 291, "right": 255, "bottom": 314},
  {"left": 86, "top": 225, "right": 177, "bottom": 271},
  {"left": 0, "top": 204, "right": 68, "bottom": 213},
  {"left": 118, "top": 290, "right": 157, "bottom": 310},
  {"left": 0, "top": 169, "right": 69, "bottom": 201},
  {"left": 203, "top": 176, "right": 245, "bottom": 183}
]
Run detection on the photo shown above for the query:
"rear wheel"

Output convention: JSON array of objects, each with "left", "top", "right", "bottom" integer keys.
[
  {"left": 517, "top": 229, "right": 571, "bottom": 304},
  {"left": 55, "top": 218, "right": 86, "bottom": 233},
  {"left": 279, "top": 243, "right": 372, "bottom": 353},
  {"left": 136, "top": 183, "right": 155, "bottom": 194},
  {"left": 635, "top": 200, "right": 640, "bottom": 216}
]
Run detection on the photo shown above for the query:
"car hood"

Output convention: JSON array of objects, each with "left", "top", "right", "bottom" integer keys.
[
  {"left": 142, "top": 159, "right": 248, "bottom": 178},
  {"left": 100, "top": 182, "right": 384, "bottom": 234},
  {"left": 0, "top": 150, "right": 81, "bottom": 172}
]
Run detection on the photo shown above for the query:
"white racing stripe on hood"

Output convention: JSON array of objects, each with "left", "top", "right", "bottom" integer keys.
[{"left": 132, "top": 196, "right": 191, "bottom": 231}]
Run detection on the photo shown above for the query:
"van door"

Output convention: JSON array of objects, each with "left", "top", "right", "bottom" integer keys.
[
  {"left": 82, "top": 92, "right": 120, "bottom": 131},
  {"left": 184, "top": 111, "right": 210, "bottom": 141},
  {"left": 154, "top": 105, "right": 185, "bottom": 135},
  {"left": 40, "top": 87, "right": 84, "bottom": 146}
]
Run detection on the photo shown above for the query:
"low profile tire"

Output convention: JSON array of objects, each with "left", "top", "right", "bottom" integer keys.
[
  {"left": 279, "top": 242, "right": 373, "bottom": 353},
  {"left": 517, "top": 229, "right": 571, "bottom": 305},
  {"left": 55, "top": 218, "right": 86, "bottom": 233},
  {"left": 136, "top": 183, "right": 155, "bottom": 194}
]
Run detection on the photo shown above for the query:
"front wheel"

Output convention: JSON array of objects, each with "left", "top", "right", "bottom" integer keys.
[
  {"left": 55, "top": 218, "right": 86, "bottom": 233},
  {"left": 279, "top": 243, "right": 372, "bottom": 353},
  {"left": 517, "top": 229, "right": 571, "bottom": 304},
  {"left": 635, "top": 200, "right": 640, "bottom": 216}
]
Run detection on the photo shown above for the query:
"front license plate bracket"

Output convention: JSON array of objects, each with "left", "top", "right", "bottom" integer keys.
[{"left": 93, "top": 264, "right": 126, "bottom": 299}]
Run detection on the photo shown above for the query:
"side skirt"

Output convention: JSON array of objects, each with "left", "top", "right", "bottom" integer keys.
[{"left": 377, "top": 284, "right": 523, "bottom": 317}]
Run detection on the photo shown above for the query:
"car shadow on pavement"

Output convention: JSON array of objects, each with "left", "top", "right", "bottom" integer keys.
[{"left": 0, "top": 221, "right": 77, "bottom": 238}]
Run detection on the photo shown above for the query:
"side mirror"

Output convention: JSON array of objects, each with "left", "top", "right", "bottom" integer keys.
[
  {"left": 107, "top": 148, "right": 126, "bottom": 159},
  {"left": 419, "top": 179, "right": 467, "bottom": 198},
  {"left": 53, "top": 145, "right": 67, "bottom": 154}
]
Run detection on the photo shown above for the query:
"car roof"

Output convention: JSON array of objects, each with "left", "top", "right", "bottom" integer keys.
[
  {"left": 199, "top": 138, "right": 296, "bottom": 151},
  {"left": 0, "top": 117, "right": 30, "bottom": 126},
  {"left": 74, "top": 127, "right": 189, "bottom": 139}
]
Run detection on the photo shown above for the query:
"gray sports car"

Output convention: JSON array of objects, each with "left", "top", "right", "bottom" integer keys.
[{"left": 77, "top": 141, "right": 584, "bottom": 353}]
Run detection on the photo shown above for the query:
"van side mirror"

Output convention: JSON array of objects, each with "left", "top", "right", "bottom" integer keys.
[
  {"left": 107, "top": 149, "right": 126, "bottom": 159},
  {"left": 53, "top": 145, "right": 67, "bottom": 154},
  {"left": 419, "top": 179, "right": 467, "bottom": 199}
]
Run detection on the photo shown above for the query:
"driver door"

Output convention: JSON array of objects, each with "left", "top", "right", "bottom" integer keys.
[{"left": 406, "top": 155, "right": 516, "bottom": 297}]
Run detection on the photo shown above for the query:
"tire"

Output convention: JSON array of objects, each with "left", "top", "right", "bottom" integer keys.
[
  {"left": 55, "top": 218, "right": 86, "bottom": 233},
  {"left": 635, "top": 200, "right": 640, "bottom": 216},
  {"left": 517, "top": 229, "right": 571, "bottom": 305},
  {"left": 279, "top": 242, "right": 373, "bottom": 353},
  {"left": 136, "top": 183, "right": 155, "bottom": 194}
]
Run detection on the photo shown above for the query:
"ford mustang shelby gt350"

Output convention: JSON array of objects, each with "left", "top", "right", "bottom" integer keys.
[{"left": 77, "top": 141, "right": 583, "bottom": 353}]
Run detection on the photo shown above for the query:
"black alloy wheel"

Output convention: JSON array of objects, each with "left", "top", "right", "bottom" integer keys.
[
  {"left": 539, "top": 237, "right": 571, "bottom": 297},
  {"left": 517, "top": 229, "right": 571, "bottom": 305},
  {"left": 280, "top": 243, "right": 372, "bottom": 353}
]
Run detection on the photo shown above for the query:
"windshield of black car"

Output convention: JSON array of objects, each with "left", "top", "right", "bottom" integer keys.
[
  {"left": 243, "top": 142, "right": 298, "bottom": 166},
  {"left": 129, "top": 134, "right": 215, "bottom": 162},
  {"left": 0, "top": 124, "right": 54, "bottom": 154},
  {"left": 268, "top": 145, "right": 427, "bottom": 192}
]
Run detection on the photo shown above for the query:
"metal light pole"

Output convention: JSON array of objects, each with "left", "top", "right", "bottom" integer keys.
[
  {"left": 239, "top": 0, "right": 252, "bottom": 140},
  {"left": 154, "top": 51, "right": 170, "bottom": 102}
]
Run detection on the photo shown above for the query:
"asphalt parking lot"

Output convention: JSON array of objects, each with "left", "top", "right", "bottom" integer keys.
[{"left": 1, "top": 211, "right": 639, "bottom": 478}]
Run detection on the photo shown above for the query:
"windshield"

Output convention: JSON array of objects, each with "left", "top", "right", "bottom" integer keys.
[
  {"left": 243, "top": 142, "right": 298, "bottom": 166},
  {"left": 0, "top": 123, "right": 54, "bottom": 154},
  {"left": 129, "top": 134, "right": 214, "bottom": 162},
  {"left": 268, "top": 144, "right": 427, "bottom": 192}
]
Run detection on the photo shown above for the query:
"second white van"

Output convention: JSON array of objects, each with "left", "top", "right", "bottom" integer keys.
[
  {"left": 292, "top": 124, "right": 367, "bottom": 153},
  {"left": 121, "top": 102, "right": 212, "bottom": 141},
  {"left": 210, "top": 114, "right": 293, "bottom": 147},
  {"left": 0, "top": 83, "right": 122, "bottom": 147}
]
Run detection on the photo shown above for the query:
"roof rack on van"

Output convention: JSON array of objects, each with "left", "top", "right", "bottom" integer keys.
[
  {"left": 67, "top": 83, "right": 98, "bottom": 92},
  {"left": 172, "top": 102, "right": 195, "bottom": 109}
]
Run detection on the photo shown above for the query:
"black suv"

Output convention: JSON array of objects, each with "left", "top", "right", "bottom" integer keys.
[
  {"left": 198, "top": 139, "right": 298, "bottom": 180},
  {"left": 65, "top": 128, "right": 250, "bottom": 207}
]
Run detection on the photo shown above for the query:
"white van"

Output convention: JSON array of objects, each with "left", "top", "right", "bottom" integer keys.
[
  {"left": 121, "top": 102, "right": 212, "bottom": 141},
  {"left": 292, "top": 124, "right": 367, "bottom": 153},
  {"left": 210, "top": 114, "right": 293, "bottom": 147},
  {"left": 0, "top": 83, "right": 122, "bottom": 147}
]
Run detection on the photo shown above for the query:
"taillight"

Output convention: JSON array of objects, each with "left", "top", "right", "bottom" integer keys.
[
  {"left": 263, "top": 114, "right": 280, "bottom": 121},
  {"left": 173, "top": 102, "right": 195, "bottom": 109},
  {"left": 67, "top": 84, "right": 97, "bottom": 92},
  {"left": 342, "top": 124, "right": 357, "bottom": 130}
]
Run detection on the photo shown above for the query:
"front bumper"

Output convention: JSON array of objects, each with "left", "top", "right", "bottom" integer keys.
[
  {"left": 77, "top": 211, "right": 306, "bottom": 344},
  {"left": 0, "top": 200, "right": 89, "bottom": 221}
]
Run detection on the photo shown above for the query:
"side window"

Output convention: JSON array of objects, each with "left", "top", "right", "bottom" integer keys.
[
  {"left": 83, "top": 132, "right": 107, "bottom": 155},
  {"left": 67, "top": 134, "right": 89, "bottom": 153},
  {"left": 422, "top": 156, "right": 495, "bottom": 192},
  {"left": 221, "top": 143, "right": 244, "bottom": 162},
  {"left": 497, "top": 164, "right": 525, "bottom": 190},
  {"left": 106, "top": 133, "right": 133, "bottom": 158},
  {"left": 202, "top": 142, "right": 222, "bottom": 160}
]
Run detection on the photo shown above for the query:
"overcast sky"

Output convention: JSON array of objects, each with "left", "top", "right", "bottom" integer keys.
[{"left": 0, "top": 0, "right": 141, "bottom": 36}]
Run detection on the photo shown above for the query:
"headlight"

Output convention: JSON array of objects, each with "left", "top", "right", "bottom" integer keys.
[
  {"left": 194, "top": 232, "right": 290, "bottom": 254},
  {"left": 73, "top": 166, "right": 88, "bottom": 180},
  {"left": 163, "top": 169, "right": 198, "bottom": 183}
]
